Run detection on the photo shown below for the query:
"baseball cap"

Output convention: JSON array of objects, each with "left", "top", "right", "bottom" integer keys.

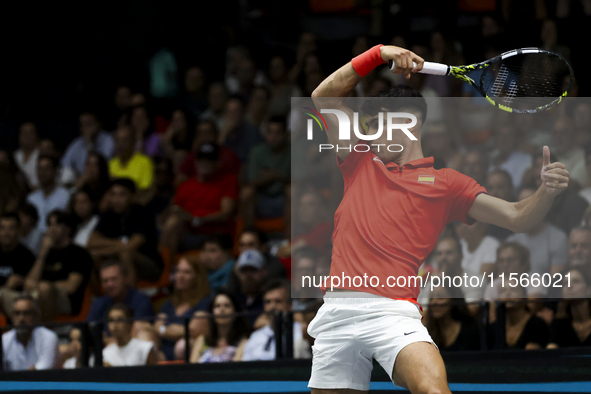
[
  {"left": 196, "top": 143, "right": 220, "bottom": 161},
  {"left": 236, "top": 250, "right": 265, "bottom": 271}
]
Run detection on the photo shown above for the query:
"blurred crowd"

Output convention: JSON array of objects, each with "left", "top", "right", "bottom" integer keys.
[{"left": 1, "top": 1, "right": 591, "bottom": 371}]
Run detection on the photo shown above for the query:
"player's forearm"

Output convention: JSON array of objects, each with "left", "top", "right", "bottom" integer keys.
[
  {"left": 511, "top": 185, "right": 555, "bottom": 233},
  {"left": 311, "top": 63, "right": 362, "bottom": 98}
]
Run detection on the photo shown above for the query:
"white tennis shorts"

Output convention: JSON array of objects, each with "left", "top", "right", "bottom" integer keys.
[{"left": 307, "top": 291, "right": 435, "bottom": 391}]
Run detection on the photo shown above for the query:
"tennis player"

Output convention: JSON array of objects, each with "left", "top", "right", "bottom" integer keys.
[{"left": 307, "top": 44, "right": 570, "bottom": 394}]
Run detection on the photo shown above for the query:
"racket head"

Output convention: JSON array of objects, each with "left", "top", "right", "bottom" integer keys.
[{"left": 475, "top": 48, "right": 574, "bottom": 113}]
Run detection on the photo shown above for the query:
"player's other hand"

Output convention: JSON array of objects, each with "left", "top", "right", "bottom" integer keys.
[
  {"left": 380, "top": 46, "right": 424, "bottom": 80},
  {"left": 541, "top": 145, "right": 569, "bottom": 196}
]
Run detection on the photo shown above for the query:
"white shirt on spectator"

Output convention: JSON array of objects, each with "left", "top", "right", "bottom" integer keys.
[
  {"left": 13, "top": 149, "right": 39, "bottom": 189},
  {"left": 73, "top": 215, "right": 99, "bottom": 248},
  {"left": 460, "top": 236, "right": 499, "bottom": 303},
  {"left": 26, "top": 186, "right": 70, "bottom": 233},
  {"left": 241, "top": 322, "right": 302, "bottom": 361},
  {"left": 102, "top": 338, "right": 153, "bottom": 367},
  {"left": 490, "top": 150, "right": 532, "bottom": 191},
  {"left": 2, "top": 327, "right": 58, "bottom": 371},
  {"left": 558, "top": 147, "right": 588, "bottom": 187}
]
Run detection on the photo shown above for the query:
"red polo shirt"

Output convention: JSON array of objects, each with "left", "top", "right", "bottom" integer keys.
[{"left": 328, "top": 148, "right": 487, "bottom": 304}]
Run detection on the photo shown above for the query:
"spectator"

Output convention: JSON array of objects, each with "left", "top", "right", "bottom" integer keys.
[
  {"left": 455, "top": 221, "right": 499, "bottom": 303},
  {"left": 0, "top": 166, "right": 23, "bottom": 216},
  {"left": 24, "top": 211, "right": 93, "bottom": 321},
  {"left": 189, "top": 289, "right": 251, "bottom": 363},
  {"left": 88, "top": 178, "right": 163, "bottom": 283},
  {"left": 109, "top": 125, "right": 154, "bottom": 193},
  {"left": 547, "top": 266, "right": 591, "bottom": 348},
  {"left": 241, "top": 116, "right": 290, "bottom": 227},
  {"left": 159, "top": 108, "right": 196, "bottom": 165},
  {"left": 18, "top": 203, "right": 43, "bottom": 256},
  {"left": 134, "top": 326, "right": 167, "bottom": 362},
  {"left": 485, "top": 169, "right": 515, "bottom": 241},
  {"left": 484, "top": 242, "right": 531, "bottom": 309},
  {"left": 507, "top": 187, "right": 568, "bottom": 277},
  {"left": 73, "top": 151, "right": 111, "bottom": 209},
  {"left": 268, "top": 55, "right": 303, "bottom": 116},
  {"left": 176, "top": 120, "right": 240, "bottom": 185},
  {"left": 161, "top": 143, "right": 238, "bottom": 262},
  {"left": 580, "top": 141, "right": 591, "bottom": 204},
  {"left": 424, "top": 286, "right": 481, "bottom": 351},
  {"left": 145, "top": 157, "right": 176, "bottom": 228},
  {"left": 154, "top": 256, "right": 210, "bottom": 360},
  {"left": 552, "top": 117, "right": 587, "bottom": 188},
  {"left": 131, "top": 105, "right": 162, "bottom": 158},
  {"left": 241, "top": 279, "right": 303, "bottom": 360},
  {"left": 103, "top": 304, "right": 157, "bottom": 366},
  {"left": 236, "top": 227, "right": 286, "bottom": 280},
  {"left": 173, "top": 310, "right": 209, "bottom": 361},
  {"left": 489, "top": 124, "right": 532, "bottom": 191},
  {"left": 291, "top": 189, "right": 333, "bottom": 257},
  {"left": 86, "top": 260, "right": 154, "bottom": 325},
  {"left": 291, "top": 246, "right": 324, "bottom": 310},
  {"left": 71, "top": 186, "right": 100, "bottom": 248},
  {"left": 200, "top": 82, "right": 228, "bottom": 129},
  {"left": 60, "top": 112, "right": 114, "bottom": 184},
  {"left": 199, "top": 234, "right": 236, "bottom": 294},
  {"left": 13, "top": 122, "right": 40, "bottom": 190},
  {"left": 60, "top": 327, "right": 94, "bottom": 369},
  {"left": 567, "top": 227, "right": 591, "bottom": 268},
  {"left": 461, "top": 148, "right": 489, "bottom": 187},
  {"left": 488, "top": 285, "right": 550, "bottom": 350},
  {"left": 232, "top": 249, "right": 268, "bottom": 325},
  {"left": 26, "top": 155, "right": 70, "bottom": 233},
  {"left": 2, "top": 295, "right": 58, "bottom": 371},
  {"left": 180, "top": 66, "right": 208, "bottom": 119},
  {"left": 0, "top": 213, "right": 35, "bottom": 317},
  {"left": 218, "top": 96, "right": 264, "bottom": 163},
  {"left": 245, "top": 86, "right": 270, "bottom": 128},
  {"left": 294, "top": 301, "right": 323, "bottom": 360}
]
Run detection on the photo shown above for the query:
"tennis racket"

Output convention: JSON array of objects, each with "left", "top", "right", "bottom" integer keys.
[{"left": 388, "top": 48, "right": 574, "bottom": 114}]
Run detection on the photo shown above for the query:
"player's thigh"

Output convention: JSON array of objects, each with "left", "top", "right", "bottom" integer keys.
[
  {"left": 311, "top": 389, "right": 367, "bottom": 394},
  {"left": 392, "top": 342, "right": 450, "bottom": 394}
]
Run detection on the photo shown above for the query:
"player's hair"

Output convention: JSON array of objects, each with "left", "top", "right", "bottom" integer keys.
[
  {"left": 496, "top": 242, "right": 530, "bottom": 274},
  {"left": 360, "top": 84, "right": 427, "bottom": 124},
  {"left": 0, "top": 212, "right": 21, "bottom": 227}
]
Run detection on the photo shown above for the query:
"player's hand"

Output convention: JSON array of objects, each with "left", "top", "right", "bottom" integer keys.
[
  {"left": 540, "top": 146, "right": 569, "bottom": 196},
  {"left": 380, "top": 46, "right": 424, "bottom": 79}
]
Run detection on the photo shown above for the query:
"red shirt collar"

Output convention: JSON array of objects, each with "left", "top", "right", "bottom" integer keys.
[{"left": 384, "top": 156, "right": 435, "bottom": 170}]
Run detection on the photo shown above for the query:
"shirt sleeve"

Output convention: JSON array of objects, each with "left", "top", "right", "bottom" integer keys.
[
  {"left": 447, "top": 170, "right": 488, "bottom": 225},
  {"left": 221, "top": 174, "right": 239, "bottom": 200},
  {"left": 34, "top": 330, "right": 58, "bottom": 370}
]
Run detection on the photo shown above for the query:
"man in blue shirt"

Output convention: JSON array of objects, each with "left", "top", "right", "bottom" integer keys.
[
  {"left": 199, "top": 234, "right": 235, "bottom": 295},
  {"left": 60, "top": 111, "right": 115, "bottom": 184},
  {"left": 87, "top": 260, "right": 154, "bottom": 324}
]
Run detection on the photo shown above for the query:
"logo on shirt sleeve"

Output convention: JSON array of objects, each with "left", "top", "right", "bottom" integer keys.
[{"left": 417, "top": 175, "right": 435, "bottom": 184}]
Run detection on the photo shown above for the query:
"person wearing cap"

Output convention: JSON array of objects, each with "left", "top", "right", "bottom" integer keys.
[
  {"left": 161, "top": 143, "right": 238, "bottom": 262},
  {"left": 87, "top": 178, "right": 163, "bottom": 284},
  {"left": 232, "top": 249, "right": 268, "bottom": 325}
]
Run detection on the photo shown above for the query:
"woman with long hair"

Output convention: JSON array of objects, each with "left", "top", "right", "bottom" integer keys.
[
  {"left": 70, "top": 186, "right": 100, "bottom": 248},
  {"left": 547, "top": 266, "right": 591, "bottom": 348},
  {"left": 154, "top": 256, "right": 210, "bottom": 360},
  {"left": 74, "top": 151, "right": 111, "bottom": 211},
  {"left": 190, "top": 289, "right": 251, "bottom": 363},
  {"left": 424, "top": 285, "right": 481, "bottom": 351}
]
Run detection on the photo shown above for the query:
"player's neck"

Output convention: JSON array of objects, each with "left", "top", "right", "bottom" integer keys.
[{"left": 390, "top": 144, "right": 424, "bottom": 167}]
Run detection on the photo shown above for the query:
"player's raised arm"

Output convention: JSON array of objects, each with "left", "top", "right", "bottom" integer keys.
[
  {"left": 310, "top": 45, "right": 424, "bottom": 160},
  {"left": 468, "top": 146, "right": 569, "bottom": 233}
]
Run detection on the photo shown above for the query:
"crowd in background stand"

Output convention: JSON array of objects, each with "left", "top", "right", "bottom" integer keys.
[{"left": 1, "top": 0, "right": 591, "bottom": 371}]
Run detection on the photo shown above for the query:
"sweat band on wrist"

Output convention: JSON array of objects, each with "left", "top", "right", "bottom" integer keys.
[{"left": 351, "top": 44, "right": 385, "bottom": 77}]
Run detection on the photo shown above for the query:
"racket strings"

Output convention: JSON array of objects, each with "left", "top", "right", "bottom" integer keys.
[{"left": 481, "top": 52, "right": 572, "bottom": 110}]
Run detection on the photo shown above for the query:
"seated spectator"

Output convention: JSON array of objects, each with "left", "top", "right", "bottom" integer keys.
[
  {"left": 268, "top": 55, "right": 303, "bottom": 116},
  {"left": 154, "top": 256, "right": 210, "bottom": 360},
  {"left": 18, "top": 203, "right": 43, "bottom": 256},
  {"left": 2, "top": 294, "right": 58, "bottom": 370},
  {"left": 295, "top": 301, "right": 323, "bottom": 360},
  {"left": 488, "top": 285, "right": 549, "bottom": 350},
  {"left": 485, "top": 169, "right": 515, "bottom": 241},
  {"left": 200, "top": 82, "right": 227, "bottom": 129},
  {"left": 547, "top": 266, "right": 591, "bottom": 348},
  {"left": 291, "top": 246, "right": 324, "bottom": 310},
  {"left": 484, "top": 242, "right": 531, "bottom": 302},
  {"left": 109, "top": 125, "right": 154, "bottom": 197},
  {"left": 60, "top": 327, "right": 95, "bottom": 369},
  {"left": 87, "top": 260, "right": 154, "bottom": 325},
  {"left": 241, "top": 116, "right": 290, "bottom": 227},
  {"left": 455, "top": 220, "right": 498, "bottom": 304},
  {"left": 242, "top": 279, "right": 302, "bottom": 361},
  {"left": 72, "top": 151, "right": 111, "bottom": 211},
  {"left": 489, "top": 124, "right": 532, "bottom": 191},
  {"left": 232, "top": 250, "right": 268, "bottom": 325},
  {"left": 176, "top": 120, "right": 240, "bottom": 185},
  {"left": 460, "top": 148, "right": 489, "bottom": 188},
  {"left": 189, "top": 289, "right": 251, "bottom": 363},
  {"left": 129, "top": 105, "right": 160, "bottom": 157},
  {"left": 552, "top": 117, "right": 587, "bottom": 188},
  {"left": 87, "top": 178, "right": 163, "bottom": 283},
  {"left": 245, "top": 86, "right": 270, "bottom": 128},
  {"left": 26, "top": 155, "right": 70, "bottom": 233},
  {"left": 507, "top": 187, "right": 568, "bottom": 277},
  {"left": 60, "top": 111, "right": 114, "bottom": 185},
  {"left": 290, "top": 189, "right": 333, "bottom": 257},
  {"left": 159, "top": 108, "right": 196, "bottom": 164},
  {"left": 218, "top": 95, "right": 263, "bottom": 163},
  {"left": 567, "top": 227, "right": 591, "bottom": 269},
  {"left": 180, "top": 66, "right": 208, "bottom": 119},
  {"left": 13, "top": 121, "right": 40, "bottom": 190},
  {"left": 71, "top": 187, "right": 100, "bottom": 248},
  {"left": 237, "top": 227, "right": 286, "bottom": 279},
  {"left": 24, "top": 211, "right": 93, "bottom": 321},
  {"left": 173, "top": 310, "right": 209, "bottom": 361},
  {"left": 0, "top": 165, "right": 24, "bottom": 217},
  {"left": 161, "top": 143, "right": 238, "bottom": 262},
  {"left": 424, "top": 286, "right": 481, "bottom": 351},
  {"left": 0, "top": 213, "right": 35, "bottom": 317},
  {"left": 134, "top": 326, "right": 167, "bottom": 362},
  {"left": 200, "top": 234, "right": 236, "bottom": 294},
  {"left": 144, "top": 157, "right": 176, "bottom": 229},
  {"left": 103, "top": 304, "right": 157, "bottom": 366}
]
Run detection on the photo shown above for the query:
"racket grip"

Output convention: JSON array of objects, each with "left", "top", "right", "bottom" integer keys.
[{"left": 388, "top": 60, "right": 449, "bottom": 76}]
